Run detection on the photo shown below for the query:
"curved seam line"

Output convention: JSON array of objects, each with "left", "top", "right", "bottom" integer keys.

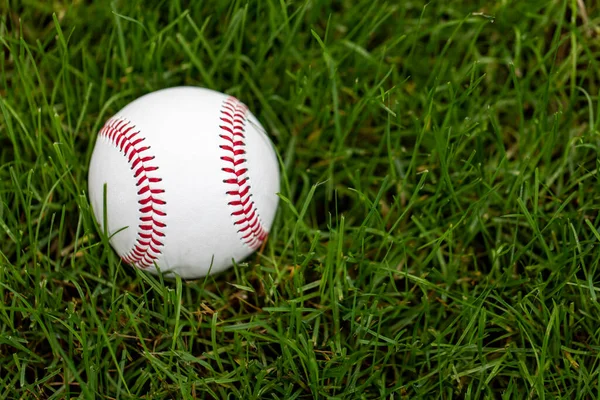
[
  {"left": 98, "top": 117, "right": 167, "bottom": 268},
  {"left": 219, "top": 97, "right": 268, "bottom": 249}
]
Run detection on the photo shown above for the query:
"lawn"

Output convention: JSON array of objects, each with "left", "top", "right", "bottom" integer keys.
[{"left": 1, "top": 0, "right": 600, "bottom": 398}]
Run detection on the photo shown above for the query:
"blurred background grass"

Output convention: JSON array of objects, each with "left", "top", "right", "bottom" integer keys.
[{"left": 1, "top": 0, "right": 600, "bottom": 398}]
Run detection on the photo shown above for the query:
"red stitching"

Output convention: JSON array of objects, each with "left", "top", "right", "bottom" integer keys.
[
  {"left": 219, "top": 97, "right": 268, "bottom": 249},
  {"left": 99, "top": 117, "right": 167, "bottom": 269}
]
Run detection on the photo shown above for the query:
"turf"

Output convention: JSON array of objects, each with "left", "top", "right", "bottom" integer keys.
[{"left": 1, "top": 0, "right": 600, "bottom": 398}]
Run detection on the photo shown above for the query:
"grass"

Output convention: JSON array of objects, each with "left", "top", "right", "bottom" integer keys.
[{"left": 1, "top": 0, "right": 600, "bottom": 398}]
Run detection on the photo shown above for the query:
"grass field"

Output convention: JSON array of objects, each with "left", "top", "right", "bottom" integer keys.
[{"left": 1, "top": 0, "right": 600, "bottom": 398}]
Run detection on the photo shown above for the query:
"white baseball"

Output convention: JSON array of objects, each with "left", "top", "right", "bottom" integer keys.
[{"left": 88, "top": 87, "right": 280, "bottom": 279}]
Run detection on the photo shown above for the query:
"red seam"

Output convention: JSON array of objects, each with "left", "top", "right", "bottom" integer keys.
[
  {"left": 99, "top": 117, "right": 167, "bottom": 268},
  {"left": 219, "top": 97, "right": 268, "bottom": 249}
]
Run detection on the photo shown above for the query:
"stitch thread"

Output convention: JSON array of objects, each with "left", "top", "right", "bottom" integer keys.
[
  {"left": 99, "top": 117, "right": 167, "bottom": 268},
  {"left": 219, "top": 97, "right": 268, "bottom": 249}
]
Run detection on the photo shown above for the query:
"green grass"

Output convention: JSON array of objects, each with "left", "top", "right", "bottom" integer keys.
[{"left": 1, "top": 0, "right": 600, "bottom": 398}]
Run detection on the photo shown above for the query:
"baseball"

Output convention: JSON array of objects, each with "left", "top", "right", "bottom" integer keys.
[{"left": 88, "top": 87, "right": 280, "bottom": 279}]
